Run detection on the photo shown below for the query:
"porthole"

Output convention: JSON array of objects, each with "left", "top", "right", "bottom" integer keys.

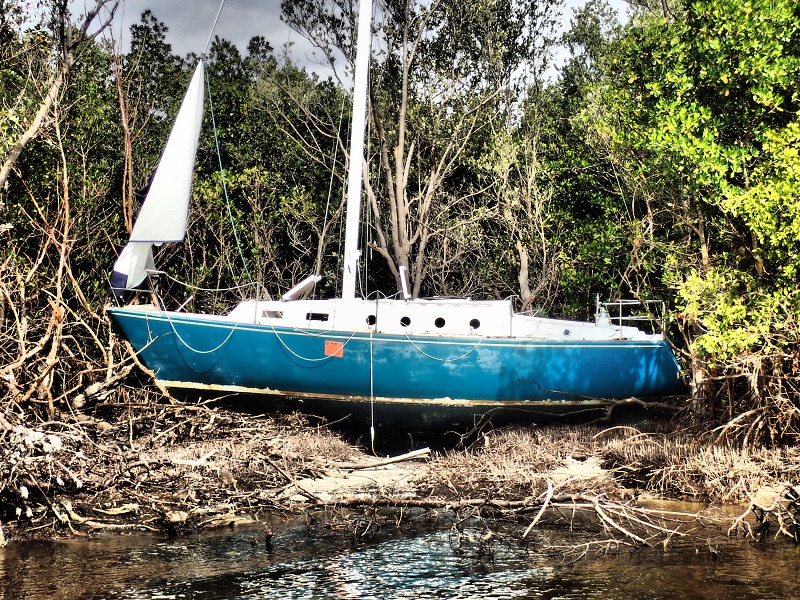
[
  {"left": 400, "top": 316, "right": 411, "bottom": 327},
  {"left": 563, "top": 329, "right": 571, "bottom": 336},
  {"left": 366, "top": 315, "right": 376, "bottom": 326},
  {"left": 469, "top": 319, "right": 481, "bottom": 330},
  {"left": 434, "top": 317, "right": 446, "bottom": 328}
]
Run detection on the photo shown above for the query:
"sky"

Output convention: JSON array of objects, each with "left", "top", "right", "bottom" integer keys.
[
  {"left": 103, "top": 0, "right": 320, "bottom": 64},
  {"left": 76, "top": 0, "right": 628, "bottom": 75}
]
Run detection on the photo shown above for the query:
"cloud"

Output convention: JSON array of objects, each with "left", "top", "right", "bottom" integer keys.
[{"left": 105, "top": 0, "right": 318, "bottom": 64}]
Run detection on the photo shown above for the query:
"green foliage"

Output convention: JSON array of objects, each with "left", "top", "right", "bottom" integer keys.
[
  {"left": 722, "top": 122, "right": 800, "bottom": 283},
  {"left": 513, "top": 1, "right": 640, "bottom": 318},
  {"left": 183, "top": 165, "right": 331, "bottom": 303},
  {"left": 123, "top": 10, "right": 188, "bottom": 185},
  {"left": 584, "top": 0, "right": 800, "bottom": 434},
  {"left": 595, "top": 0, "right": 800, "bottom": 312}
]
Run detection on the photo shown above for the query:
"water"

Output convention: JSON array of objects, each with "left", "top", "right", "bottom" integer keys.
[{"left": 1, "top": 518, "right": 799, "bottom": 599}]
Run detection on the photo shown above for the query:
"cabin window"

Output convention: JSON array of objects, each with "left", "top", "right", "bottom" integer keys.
[
  {"left": 262, "top": 310, "right": 283, "bottom": 319},
  {"left": 400, "top": 316, "right": 411, "bottom": 327},
  {"left": 366, "top": 315, "right": 376, "bottom": 326},
  {"left": 306, "top": 312, "right": 329, "bottom": 322},
  {"left": 434, "top": 317, "right": 445, "bottom": 328},
  {"left": 469, "top": 319, "right": 480, "bottom": 330}
]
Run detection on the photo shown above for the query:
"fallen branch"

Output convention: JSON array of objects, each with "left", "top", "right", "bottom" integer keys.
[
  {"left": 123, "top": 340, "right": 175, "bottom": 402},
  {"left": 330, "top": 448, "right": 431, "bottom": 471},
  {"left": 593, "top": 499, "right": 650, "bottom": 545},
  {"left": 522, "top": 479, "right": 554, "bottom": 540},
  {"left": 71, "top": 363, "right": 135, "bottom": 407}
]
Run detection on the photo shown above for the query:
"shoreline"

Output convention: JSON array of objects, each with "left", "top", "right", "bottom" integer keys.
[{"left": 1, "top": 402, "right": 798, "bottom": 548}]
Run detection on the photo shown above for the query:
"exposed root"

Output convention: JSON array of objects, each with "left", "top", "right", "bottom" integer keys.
[{"left": 728, "top": 482, "right": 800, "bottom": 542}]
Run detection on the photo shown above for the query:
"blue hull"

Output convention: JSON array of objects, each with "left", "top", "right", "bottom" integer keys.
[{"left": 108, "top": 308, "right": 686, "bottom": 419}]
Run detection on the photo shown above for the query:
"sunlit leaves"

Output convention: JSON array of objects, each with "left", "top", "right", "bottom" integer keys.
[
  {"left": 597, "top": 0, "right": 800, "bottom": 363},
  {"left": 722, "top": 122, "right": 800, "bottom": 280}
]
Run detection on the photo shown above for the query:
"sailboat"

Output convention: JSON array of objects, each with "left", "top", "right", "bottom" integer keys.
[{"left": 108, "top": 1, "right": 687, "bottom": 431}]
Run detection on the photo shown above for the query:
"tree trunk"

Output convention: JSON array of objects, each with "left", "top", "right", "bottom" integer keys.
[
  {"left": 0, "top": 64, "right": 69, "bottom": 192},
  {"left": 0, "top": 1, "right": 118, "bottom": 193}
]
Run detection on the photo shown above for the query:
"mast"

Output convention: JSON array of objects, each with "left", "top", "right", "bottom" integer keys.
[{"left": 341, "top": 0, "right": 373, "bottom": 301}]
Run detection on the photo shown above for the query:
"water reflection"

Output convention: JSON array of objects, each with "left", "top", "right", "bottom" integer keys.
[
  {"left": 1, "top": 519, "right": 799, "bottom": 600},
  {"left": 235, "top": 529, "right": 550, "bottom": 600}
]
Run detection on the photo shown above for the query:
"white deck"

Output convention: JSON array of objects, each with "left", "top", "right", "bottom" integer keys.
[{"left": 222, "top": 297, "right": 660, "bottom": 341}]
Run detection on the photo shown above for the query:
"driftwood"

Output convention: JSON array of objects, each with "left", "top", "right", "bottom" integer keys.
[
  {"left": 305, "top": 492, "right": 699, "bottom": 547},
  {"left": 522, "top": 480, "right": 554, "bottom": 539},
  {"left": 330, "top": 448, "right": 431, "bottom": 471}
]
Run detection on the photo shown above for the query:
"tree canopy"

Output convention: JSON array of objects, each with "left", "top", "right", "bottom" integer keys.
[{"left": 1, "top": 0, "right": 799, "bottom": 442}]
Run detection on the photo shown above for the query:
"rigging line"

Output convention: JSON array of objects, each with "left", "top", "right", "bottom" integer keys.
[
  {"left": 369, "top": 327, "right": 375, "bottom": 454},
  {"left": 204, "top": 63, "right": 255, "bottom": 287},
  {"left": 203, "top": 0, "right": 227, "bottom": 55},
  {"left": 334, "top": 109, "right": 351, "bottom": 299},
  {"left": 269, "top": 324, "right": 359, "bottom": 363},
  {"left": 320, "top": 90, "right": 348, "bottom": 276},
  {"left": 161, "top": 312, "right": 239, "bottom": 355},
  {"left": 404, "top": 335, "right": 483, "bottom": 362},
  {"left": 162, "top": 271, "right": 267, "bottom": 297},
  {"left": 361, "top": 114, "right": 372, "bottom": 301},
  {"left": 358, "top": 3, "right": 377, "bottom": 302},
  {"left": 369, "top": 297, "right": 377, "bottom": 453}
]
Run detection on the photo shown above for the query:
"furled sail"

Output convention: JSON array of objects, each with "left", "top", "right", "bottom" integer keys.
[{"left": 111, "top": 62, "right": 205, "bottom": 295}]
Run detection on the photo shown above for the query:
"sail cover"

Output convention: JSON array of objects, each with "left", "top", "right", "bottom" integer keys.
[{"left": 111, "top": 62, "right": 205, "bottom": 293}]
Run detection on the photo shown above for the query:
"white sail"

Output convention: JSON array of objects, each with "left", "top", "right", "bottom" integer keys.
[
  {"left": 130, "top": 62, "right": 205, "bottom": 243},
  {"left": 112, "top": 62, "right": 205, "bottom": 293}
]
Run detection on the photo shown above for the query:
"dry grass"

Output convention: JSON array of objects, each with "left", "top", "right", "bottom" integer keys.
[
  {"left": 598, "top": 428, "right": 800, "bottom": 504},
  {"left": 417, "top": 423, "right": 799, "bottom": 509},
  {"left": 418, "top": 426, "right": 621, "bottom": 501}
]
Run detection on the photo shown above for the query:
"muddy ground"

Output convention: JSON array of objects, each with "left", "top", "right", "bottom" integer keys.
[{"left": 1, "top": 398, "right": 799, "bottom": 550}]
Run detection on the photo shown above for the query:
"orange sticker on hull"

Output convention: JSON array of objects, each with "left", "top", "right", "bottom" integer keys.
[{"left": 324, "top": 340, "right": 344, "bottom": 358}]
